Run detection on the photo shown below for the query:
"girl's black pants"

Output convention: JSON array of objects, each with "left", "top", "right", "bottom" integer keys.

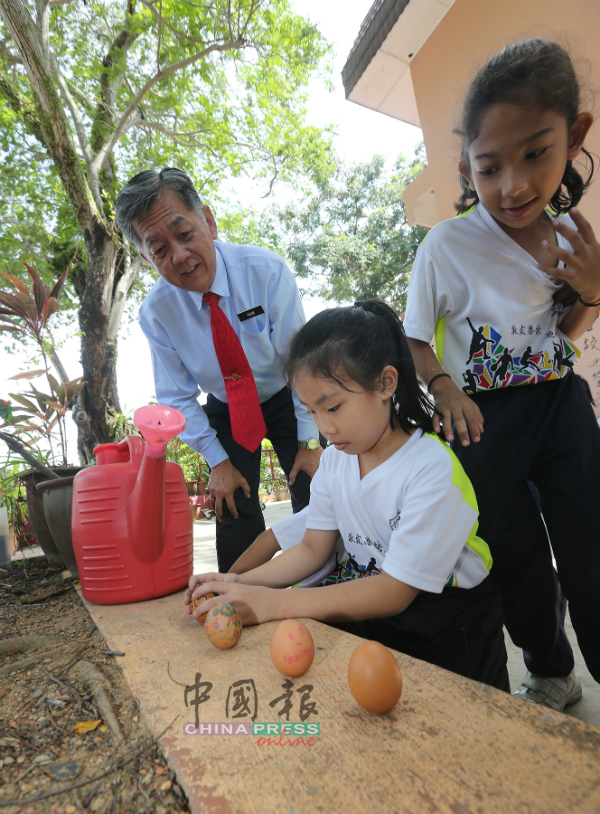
[
  {"left": 332, "top": 576, "right": 510, "bottom": 692},
  {"left": 453, "top": 371, "right": 600, "bottom": 683}
]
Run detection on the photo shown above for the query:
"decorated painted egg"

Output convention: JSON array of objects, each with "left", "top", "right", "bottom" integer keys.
[
  {"left": 270, "top": 620, "right": 315, "bottom": 677},
  {"left": 348, "top": 640, "right": 402, "bottom": 714},
  {"left": 204, "top": 602, "right": 242, "bottom": 649},
  {"left": 190, "top": 591, "right": 216, "bottom": 623}
]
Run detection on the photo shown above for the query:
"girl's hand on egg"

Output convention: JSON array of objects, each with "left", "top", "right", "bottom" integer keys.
[
  {"left": 539, "top": 209, "right": 600, "bottom": 305},
  {"left": 194, "top": 580, "right": 277, "bottom": 626},
  {"left": 183, "top": 572, "right": 242, "bottom": 613}
]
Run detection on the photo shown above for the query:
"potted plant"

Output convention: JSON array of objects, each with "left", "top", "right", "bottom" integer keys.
[{"left": 0, "top": 264, "right": 85, "bottom": 575}]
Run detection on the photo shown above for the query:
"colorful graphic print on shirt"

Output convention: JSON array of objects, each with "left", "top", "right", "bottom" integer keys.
[
  {"left": 462, "top": 318, "right": 580, "bottom": 393},
  {"left": 317, "top": 553, "right": 382, "bottom": 586},
  {"left": 316, "top": 537, "right": 383, "bottom": 587}
]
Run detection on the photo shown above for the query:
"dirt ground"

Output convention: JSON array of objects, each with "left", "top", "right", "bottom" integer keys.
[{"left": 0, "top": 556, "right": 190, "bottom": 814}]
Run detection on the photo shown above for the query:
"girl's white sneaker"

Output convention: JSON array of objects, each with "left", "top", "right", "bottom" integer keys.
[{"left": 512, "top": 670, "right": 582, "bottom": 712}]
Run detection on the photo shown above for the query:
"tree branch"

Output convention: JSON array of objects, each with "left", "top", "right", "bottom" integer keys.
[
  {"left": 126, "top": 118, "right": 220, "bottom": 157},
  {"left": 138, "top": 0, "right": 207, "bottom": 47},
  {"left": 0, "top": 430, "right": 59, "bottom": 479},
  {"left": 34, "top": 0, "right": 50, "bottom": 60},
  {"left": 107, "top": 246, "right": 141, "bottom": 341},
  {"left": 0, "top": 68, "right": 45, "bottom": 143},
  {"left": 48, "top": 51, "right": 94, "bottom": 167},
  {"left": 90, "top": 37, "right": 247, "bottom": 177},
  {"left": 0, "top": 38, "right": 23, "bottom": 66},
  {"left": 65, "top": 79, "right": 95, "bottom": 113},
  {"left": 0, "top": 0, "right": 104, "bottom": 241}
]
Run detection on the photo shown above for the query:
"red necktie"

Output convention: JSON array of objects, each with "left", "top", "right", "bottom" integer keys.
[{"left": 203, "top": 291, "right": 266, "bottom": 452}]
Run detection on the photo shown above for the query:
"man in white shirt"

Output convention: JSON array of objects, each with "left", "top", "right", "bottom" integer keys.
[{"left": 115, "top": 168, "right": 322, "bottom": 571}]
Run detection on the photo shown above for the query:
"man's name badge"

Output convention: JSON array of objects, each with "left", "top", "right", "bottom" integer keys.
[{"left": 238, "top": 305, "right": 265, "bottom": 323}]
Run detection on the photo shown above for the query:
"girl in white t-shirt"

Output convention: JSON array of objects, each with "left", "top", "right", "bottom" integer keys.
[
  {"left": 185, "top": 301, "right": 509, "bottom": 691},
  {"left": 404, "top": 39, "right": 600, "bottom": 711}
]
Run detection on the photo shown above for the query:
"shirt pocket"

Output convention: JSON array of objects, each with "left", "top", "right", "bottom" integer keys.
[{"left": 240, "top": 312, "right": 267, "bottom": 336}]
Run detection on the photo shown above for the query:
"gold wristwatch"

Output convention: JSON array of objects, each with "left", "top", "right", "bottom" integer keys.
[{"left": 298, "top": 438, "right": 319, "bottom": 450}]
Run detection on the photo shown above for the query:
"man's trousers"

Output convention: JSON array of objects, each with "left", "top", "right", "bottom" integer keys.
[{"left": 204, "top": 386, "right": 312, "bottom": 572}]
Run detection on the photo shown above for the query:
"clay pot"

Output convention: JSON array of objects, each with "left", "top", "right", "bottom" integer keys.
[
  {"left": 22, "top": 468, "right": 80, "bottom": 566},
  {"left": 35, "top": 469, "right": 83, "bottom": 577}
]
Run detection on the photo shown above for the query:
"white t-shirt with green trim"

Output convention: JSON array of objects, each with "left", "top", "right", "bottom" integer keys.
[
  {"left": 305, "top": 432, "right": 491, "bottom": 593},
  {"left": 404, "top": 203, "right": 580, "bottom": 394},
  {"left": 272, "top": 506, "right": 348, "bottom": 589}
]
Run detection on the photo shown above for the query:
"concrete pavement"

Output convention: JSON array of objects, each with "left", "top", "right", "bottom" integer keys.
[{"left": 192, "top": 499, "right": 292, "bottom": 575}]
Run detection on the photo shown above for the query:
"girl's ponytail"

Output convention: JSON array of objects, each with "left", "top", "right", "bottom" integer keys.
[
  {"left": 285, "top": 300, "right": 435, "bottom": 436},
  {"left": 354, "top": 301, "right": 435, "bottom": 435}
]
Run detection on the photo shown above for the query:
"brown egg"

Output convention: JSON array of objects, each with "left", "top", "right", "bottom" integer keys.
[
  {"left": 270, "top": 619, "right": 315, "bottom": 677},
  {"left": 204, "top": 602, "right": 242, "bottom": 649},
  {"left": 348, "top": 640, "right": 403, "bottom": 714},
  {"left": 190, "top": 591, "right": 216, "bottom": 623}
]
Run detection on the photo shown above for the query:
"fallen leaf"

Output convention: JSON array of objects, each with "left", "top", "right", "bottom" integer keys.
[
  {"left": 20, "top": 584, "right": 70, "bottom": 604},
  {"left": 160, "top": 780, "right": 172, "bottom": 791},
  {"left": 74, "top": 720, "right": 101, "bottom": 735},
  {"left": 98, "top": 725, "right": 107, "bottom": 732},
  {"left": 45, "top": 761, "right": 81, "bottom": 781}
]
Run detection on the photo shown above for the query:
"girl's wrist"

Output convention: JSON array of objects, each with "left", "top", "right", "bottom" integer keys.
[
  {"left": 427, "top": 371, "right": 451, "bottom": 392},
  {"left": 577, "top": 292, "right": 600, "bottom": 307},
  {"left": 428, "top": 373, "right": 456, "bottom": 395},
  {"left": 262, "top": 586, "right": 285, "bottom": 623}
]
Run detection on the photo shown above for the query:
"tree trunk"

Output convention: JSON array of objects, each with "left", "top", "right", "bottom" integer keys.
[
  {"left": 74, "top": 223, "right": 121, "bottom": 463},
  {"left": 0, "top": 0, "right": 121, "bottom": 464}
]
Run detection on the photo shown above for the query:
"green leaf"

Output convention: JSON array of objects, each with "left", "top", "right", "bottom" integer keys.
[
  {"left": 47, "top": 373, "right": 60, "bottom": 394},
  {"left": 8, "top": 393, "right": 40, "bottom": 412}
]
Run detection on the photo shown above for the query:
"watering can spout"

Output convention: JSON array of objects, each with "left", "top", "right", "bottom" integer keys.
[{"left": 129, "top": 405, "right": 186, "bottom": 562}]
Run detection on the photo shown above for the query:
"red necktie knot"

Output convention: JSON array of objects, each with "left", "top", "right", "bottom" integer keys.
[{"left": 203, "top": 291, "right": 219, "bottom": 308}]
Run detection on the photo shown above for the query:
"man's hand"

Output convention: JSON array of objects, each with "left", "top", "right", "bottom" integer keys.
[
  {"left": 288, "top": 445, "right": 323, "bottom": 486},
  {"left": 207, "top": 459, "right": 251, "bottom": 521},
  {"left": 430, "top": 376, "right": 484, "bottom": 446}
]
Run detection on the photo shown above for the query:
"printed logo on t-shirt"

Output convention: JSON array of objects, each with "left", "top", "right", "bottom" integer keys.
[
  {"left": 389, "top": 510, "right": 401, "bottom": 531},
  {"left": 317, "top": 551, "right": 382, "bottom": 586},
  {"left": 462, "top": 318, "right": 579, "bottom": 393},
  {"left": 347, "top": 532, "right": 385, "bottom": 555}
]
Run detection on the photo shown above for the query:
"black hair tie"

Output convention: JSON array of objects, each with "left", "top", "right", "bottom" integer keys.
[
  {"left": 578, "top": 294, "right": 600, "bottom": 307},
  {"left": 427, "top": 372, "right": 452, "bottom": 393}
]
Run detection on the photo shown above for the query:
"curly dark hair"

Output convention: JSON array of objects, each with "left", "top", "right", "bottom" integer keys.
[{"left": 455, "top": 39, "right": 595, "bottom": 215}]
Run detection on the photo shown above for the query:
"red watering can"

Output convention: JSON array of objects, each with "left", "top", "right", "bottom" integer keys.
[{"left": 72, "top": 405, "right": 193, "bottom": 604}]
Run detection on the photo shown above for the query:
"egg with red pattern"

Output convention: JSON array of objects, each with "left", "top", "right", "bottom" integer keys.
[{"left": 270, "top": 620, "right": 315, "bottom": 677}]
